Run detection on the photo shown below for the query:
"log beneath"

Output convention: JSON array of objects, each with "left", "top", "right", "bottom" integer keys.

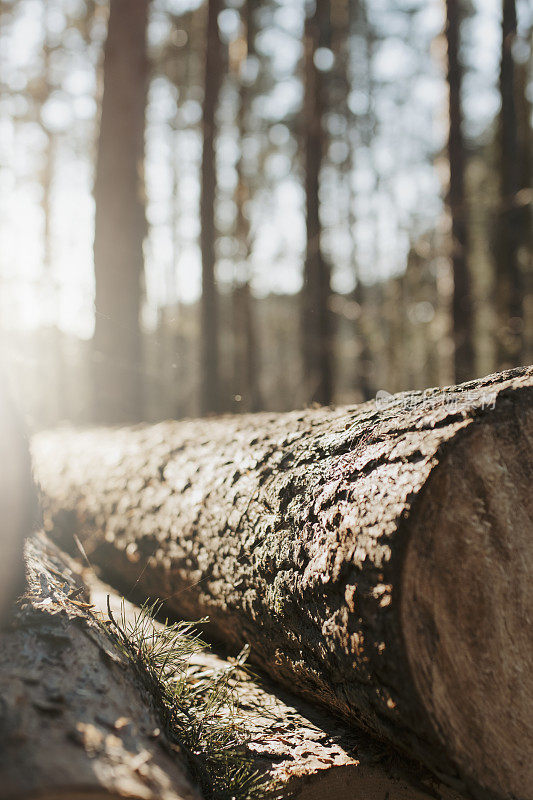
[
  {"left": 34, "top": 367, "right": 533, "bottom": 800},
  {"left": 0, "top": 534, "right": 202, "bottom": 800}
]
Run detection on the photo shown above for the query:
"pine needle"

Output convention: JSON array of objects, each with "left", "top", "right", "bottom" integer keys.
[{"left": 101, "top": 596, "right": 280, "bottom": 800}]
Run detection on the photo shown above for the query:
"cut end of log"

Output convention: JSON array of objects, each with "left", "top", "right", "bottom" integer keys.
[{"left": 402, "top": 403, "right": 533, "bottom": 799}]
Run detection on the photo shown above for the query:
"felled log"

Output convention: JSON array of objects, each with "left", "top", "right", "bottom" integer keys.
[
  {"left": 34, "top": 366, "right": 533, "bottom": 800},
  {"left": 86, "top": 561, "right": 466, "bottom": 800},
  {"left": 0, "top": 534, "right": 202, "bottom": 800},
  {"left": 0, "top": 379, "right": 35, "bottom": 622}
]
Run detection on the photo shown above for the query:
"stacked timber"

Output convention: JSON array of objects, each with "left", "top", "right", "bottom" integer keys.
[
  {"left": 0, "top": 533, "right": 465, "bottom": 800},
  {"left": 33, "top": 366, "right": 533, "bottom": 800}
]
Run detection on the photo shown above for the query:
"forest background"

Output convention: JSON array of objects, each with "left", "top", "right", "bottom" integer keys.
[{"left": 0, "top": 0, "right": 531, "bottom": 427}]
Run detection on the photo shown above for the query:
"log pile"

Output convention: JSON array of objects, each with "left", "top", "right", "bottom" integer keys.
[
  {"left": 93, "top": 566, "right": 465, "bottom": 800},
  {"left": 33, "top": 366, "right": 533, "bottom": 800},
  {"left": 0, "top": 533, "right": 464, "bottom": 800}
]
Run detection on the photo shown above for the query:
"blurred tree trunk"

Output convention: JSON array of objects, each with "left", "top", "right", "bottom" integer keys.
[
  {"left": 494, "top": 0, "right": 524, "bottom": 368},
  {"left": 200, "top": 0, "right": 223, "bottom": 416},
  {"left": 445, "top": 0, "right": 475, "bottom": 384},
  {"left": 92, "top": 0, "right": 150, "bottom": 424},
  {"left": 41, "top": 0, "right": 66, "bottom": 424},
  {"left": 232, "top": 0, "right": 261, "bottom": 413},
  {"left": 302, "top": 0, "right": 333, "bottom": 406},
  {"left": 352, "top": 0, "right": 374, "bottom": 401},
  {"left": 334, "top": 0, "right": 361, "bottom": 401},
  {"left": 516, "top": 37, "right": 533, "bottom": 364},
  {"left": 41, "top": 0, "right": 55, "bottom": 295}
]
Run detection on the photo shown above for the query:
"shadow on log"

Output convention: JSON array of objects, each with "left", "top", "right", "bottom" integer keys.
[{"left": 34, "top": 367, "right": 533, "bottom": 800}]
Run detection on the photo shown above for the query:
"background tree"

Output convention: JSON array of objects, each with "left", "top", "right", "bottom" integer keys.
[
  {"left": 92, "top": 0, "right": 150, "bottom": 423},
  {"left": 445, "top": 0, "right": 475, "bottom": 383},
  {"left": 494, "top": 0, "right": 524, "bottom": 369},
  {"left": 231, "top": 0, "right": 261, "bottom": 414},
  {"left": 0, "top": 0, "right": 531, "bottom": 429},
  {"left": 302, "top": 0, "right": 333, "bottom": 405},
  {"left": 200, "top": 0, "right": 223, "bottom": 415}
]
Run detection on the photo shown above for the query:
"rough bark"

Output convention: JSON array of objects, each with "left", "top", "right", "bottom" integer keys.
[
  {"left": 350, "top": 0, "right": 375, "bottom": 403},
  {"left": 34, "top": 366, "right": 533, "bottom": 800},
  {"left": 92, "top": 0, "right": 150, "bottom": 424},
  {"left": 0, "top": 533, "right": 462, "bottom": 800},
  {"left": 200, "top": 0, "right": 223, "bottom": 416},
  {"left": 302, "top": 0, "right": 333, "bottom": 406},
  {"left": 93, "top": 576, "right": 464, "bottom": 800},
  {"left": 445, "top": 0, "right": 475, "bottom": 384},
  {"left": 0, "top": 533, "right": 202, "bottom": 800}
]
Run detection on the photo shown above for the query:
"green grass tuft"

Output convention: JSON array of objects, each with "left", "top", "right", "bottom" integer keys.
[{"left": 102, "top": 596, "right": 280, "bottom": 800}]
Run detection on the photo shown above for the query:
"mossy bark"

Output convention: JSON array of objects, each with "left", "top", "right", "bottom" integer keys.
[{"left": 34, "top": 367, "right": 533, "bottom": 800}]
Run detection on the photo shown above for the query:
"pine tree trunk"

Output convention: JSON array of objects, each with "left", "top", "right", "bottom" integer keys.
[
  {"left": 495, "top": 0, "right": 524, "bottom": 369},
  {"left": 92, "top": 0, "right": 150, "bottom": 424},
  {"left": 302, "top": 0, "right": 333, "bottom": 406},
  {"left": 515, "top": 47, "right": 533, "bottom": 365},
  {"left": 35, "top": 366, "right": 533, "bottom": 800},
  {"left": 0, "top": 381, "right": 34, "bottom": 622},
  {"left": 200, "top": 0, "right": 223, "bottom": 416},
  {"left": 232, "top": 0, "right": 261, "bottom": 415},
  {"left": 445, "top": 0, "right": 475, "bottom": 384}
]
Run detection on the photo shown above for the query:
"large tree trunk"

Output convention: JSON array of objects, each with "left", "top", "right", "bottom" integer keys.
[
  {"left": 92, "top": 0, "right": 150, "bottom": 424},
  {"left": 0, "top": 534, "right": 201, "bottom": 800},
  {"left": 445, "top": 0, "right": 475, "bottom": 384},
  {"left": 302, "top": 0, "right": 333, "bottom": 406},
  {"left": 495, "top": 0, "right": 524, "bottom": 369},
  {"left": 35, "top": 367, "right": 533, "bottom": 800},
  {"left": 199, "top": 0, "right": 223, "bottom": 416}
]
